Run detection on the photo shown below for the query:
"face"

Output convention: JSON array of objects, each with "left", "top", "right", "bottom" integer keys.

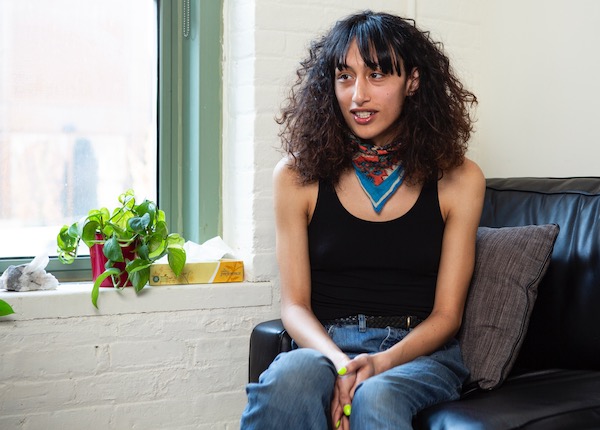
[{"left": 334, "top": 40, "right": 418, "bottom": 147}]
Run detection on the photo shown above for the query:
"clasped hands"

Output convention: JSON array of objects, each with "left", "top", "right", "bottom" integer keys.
[{"left": 331, "top": 353, "right": 378, "bottom": 430}]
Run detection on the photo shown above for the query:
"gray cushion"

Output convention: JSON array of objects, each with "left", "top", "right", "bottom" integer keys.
[{"left": 458, "top": 224, "right": 560, "bottom": 390}]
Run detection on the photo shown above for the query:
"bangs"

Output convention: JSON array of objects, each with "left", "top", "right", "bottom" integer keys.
[{"left": 333, "top": 15, "right": 404, "bottom": 75}]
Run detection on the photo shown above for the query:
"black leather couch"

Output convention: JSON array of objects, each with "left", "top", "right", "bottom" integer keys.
[{"left": 248, "top": 178, "right": 600, "bottom": 429}]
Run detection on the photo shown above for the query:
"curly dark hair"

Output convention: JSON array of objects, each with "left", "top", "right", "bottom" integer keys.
[{"left": 277, "top": 10, "right": 477, "bottom": 184}]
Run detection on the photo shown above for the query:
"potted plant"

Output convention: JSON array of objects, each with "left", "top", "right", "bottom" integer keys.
[{"left": 57, "top": 189, "right": 186, "bottom": 308}]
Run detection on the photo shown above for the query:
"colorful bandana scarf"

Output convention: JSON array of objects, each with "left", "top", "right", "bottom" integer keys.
[{"left": 350, "top": 135, "right": 405, "bottom": 213}]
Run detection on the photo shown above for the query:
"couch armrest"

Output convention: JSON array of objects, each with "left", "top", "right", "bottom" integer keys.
[{"left": 248, "top": 319, "right": 293, "bottom": 383}]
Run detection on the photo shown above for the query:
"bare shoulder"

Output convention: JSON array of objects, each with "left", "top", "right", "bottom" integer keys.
[
  {"left": 273, "top": 157, "right": 318, "bottom": 220},
  {"left": 440, "top": 158, "right": 485, "bottom": 193},
  {"left": 273, "top": 157, "right": 300, "bottom": 187},
  {"left": 438, "top": 158, "right": 486, "bottom": 218},
  {"left": 273, "top": 157, "right": 315, "bottom": 193}
]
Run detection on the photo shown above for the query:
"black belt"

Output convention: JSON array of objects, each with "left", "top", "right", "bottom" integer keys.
[{"left": 322, "top": 315, "right": 423, "bottom": 330}]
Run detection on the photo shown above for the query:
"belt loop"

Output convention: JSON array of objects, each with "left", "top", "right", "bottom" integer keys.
[{"left": 358, "top": 314, "right": 367, "bottom": 332}]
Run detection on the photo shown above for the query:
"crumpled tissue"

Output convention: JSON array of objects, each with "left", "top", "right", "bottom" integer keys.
[
  {"left": 155, "top": 236, "right": 237, "bottom": 264},
  {"left": 0, "top": 254, "right": 59, "bottom": 292}
]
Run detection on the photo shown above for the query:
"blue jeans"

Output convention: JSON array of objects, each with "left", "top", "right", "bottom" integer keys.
[{"left": 240, "top": 322, "right": 469, "bottom": 430}]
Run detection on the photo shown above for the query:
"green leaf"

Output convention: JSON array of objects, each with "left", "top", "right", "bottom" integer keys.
[
  {"left": 126, "top": 258, "right": 152, "bottom": 274},
  {"left": 108, "top": 223, "right": 134, "bottom": 241},
  {"left": 119, "top": 189, "right": 136, "bottom": 208},
  {"left": 166, "top": 233, "right": 185, "bottom": 247},
  {"left": 68, "top": 222, "right": 81, "bottom": 238},
  {"left": 154, "top": 220, "right": 168, "bottom": 238},
  {"left": 147, "top": 233, "right": 166, "bottom": 259},
  {"left": 57, "top": 224, "right": 79, "bottom": 254},
  {"left": 136, "top": 243, "right": 150, "bottom": 261},
  {"left": 126, "top": 259, "right": 152, "bottom": 293},
  {"left": 99, "top": 207, "right": 111, "bottom": 222},
  {"left": 110, "top": 208, "right": 135, "bottom": 234},
  {"left": 103, "top": 236, "right": 124, "bottom": 262},
  {"left": 135, "top": 200, "right": 157, "bottom": 225},
  {"left": 57, "top": 250, "right": 76, "bottom": 264},
  {"left": 57, "top": 224, "right": 81, "bottom": 264},
  {"left": 128, "top": 213, "right": 151, "bottom": 233},
  {"left": 167, "top": 246, "right": 186, "bottom": 276},
  {"left": 87, "top": 209, "right": 108, "bottom": 225},
  {"left": 81, "top": 220, "right": 101, "bottom": 248},
  {"left": 130, "top": 267, "right": 150, "bottom": 292},
  {"left": 101, "top": 223, "right": 115, "bottom": 238},
  {"left": 0, "top": 299, "right": 15, "bottom": 316},
  {"left": 91, "top": 268, "right": 120, "bottom": 308},
  {"left": 58, "top": 225, "right": 77, "bottom": 249}
]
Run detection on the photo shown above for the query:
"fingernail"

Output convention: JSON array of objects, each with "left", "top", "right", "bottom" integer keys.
[
  {"left": 336, "top": 419, "right": 341, "bottom": 428},
  {"left": 343, "top": 404, "right": 352, "bottom": 416},
  {"left": 337, "top": 366, "right": 347, "bottom": 376}
]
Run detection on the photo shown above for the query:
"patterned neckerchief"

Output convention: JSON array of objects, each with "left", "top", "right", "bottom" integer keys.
[{"left": 350, "top": 135, "right": 405, "bottom": 213}]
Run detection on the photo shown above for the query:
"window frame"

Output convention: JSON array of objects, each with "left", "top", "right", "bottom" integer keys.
[{"left": 0, "top": 0, "right": 222, "bottom": 282}]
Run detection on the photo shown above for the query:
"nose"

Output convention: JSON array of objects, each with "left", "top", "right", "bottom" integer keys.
[{"left": 352, "top": 76, "right": 370, "bottom": 105}]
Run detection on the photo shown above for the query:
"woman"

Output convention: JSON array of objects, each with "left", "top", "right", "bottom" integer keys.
[{"left": 241, "top": 10, "right": 485, "bottom": 430}]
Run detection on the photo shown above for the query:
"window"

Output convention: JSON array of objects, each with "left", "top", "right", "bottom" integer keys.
[
  {"left": 0, "top": 0, "right": 157, "bottom": 260},
  {"left": 0, "top": 0, "right": 222, "bottom": 281}
]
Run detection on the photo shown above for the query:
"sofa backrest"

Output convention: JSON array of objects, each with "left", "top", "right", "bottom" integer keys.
[{"left": 480, "top": 177, "right": 600, "bottom": 372}]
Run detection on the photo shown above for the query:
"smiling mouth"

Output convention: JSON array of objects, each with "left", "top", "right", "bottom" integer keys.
[{"left": 353, "top": 111, "right": 375, "bottom": 119}]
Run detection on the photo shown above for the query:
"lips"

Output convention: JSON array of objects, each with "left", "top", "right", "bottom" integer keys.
[{"left": 352, "top": 110, "right": 376, "bottom": 124}]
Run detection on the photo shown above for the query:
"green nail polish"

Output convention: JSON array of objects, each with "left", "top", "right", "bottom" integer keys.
[
  {"left": 336, "top": 419, "right": 341, "bottom": 428},
  {"left": 338, "top": 366, "right": 347, "bottom": 376},
  {"left": 343, "top": 404, "right": 352, "bottom": 416}
]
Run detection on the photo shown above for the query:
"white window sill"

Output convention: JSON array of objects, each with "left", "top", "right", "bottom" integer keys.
[{"left": 0, "top": 281, "right": 273, "bottom": 321}]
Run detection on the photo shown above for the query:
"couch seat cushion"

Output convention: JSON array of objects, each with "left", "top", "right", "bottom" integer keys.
[{"left": 414, "top": 369, "right": 600, "bottom": 430}]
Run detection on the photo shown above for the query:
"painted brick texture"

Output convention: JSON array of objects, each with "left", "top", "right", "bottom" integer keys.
[{"left": 0, "top": 285, "right": 276, "bottom": 429}]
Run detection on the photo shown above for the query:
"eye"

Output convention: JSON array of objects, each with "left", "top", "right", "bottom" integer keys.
[
  {"left": 370, "top": 71, "right": 385, "bottom": 79},
  {"left": 336, "top": 72, "right": 351, "bottom": 81}
]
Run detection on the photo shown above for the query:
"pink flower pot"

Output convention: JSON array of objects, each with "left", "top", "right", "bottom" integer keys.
[{"left": 90, "top": 235, "right": 136, "bottom": 288}]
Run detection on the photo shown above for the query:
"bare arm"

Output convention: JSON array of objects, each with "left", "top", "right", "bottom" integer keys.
[
  {"left": 274, "top": 159, "right": 362, "bottom": 429},
  {"left": 273, "top": 158, "right": 349, "bottom": 371}
]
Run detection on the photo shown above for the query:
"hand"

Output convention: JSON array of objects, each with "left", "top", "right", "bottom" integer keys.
[
  {"left": 331, "top": 366, "right": 355, "bottom": 429},
  {"left": 330, "top": 354, "right": 380, "bottom": 428},
  {"left": 344, "top": 353, "right": 378, "bottom": 397}
]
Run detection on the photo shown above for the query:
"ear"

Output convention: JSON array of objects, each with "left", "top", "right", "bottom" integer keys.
[{"left": 407, "top": 68, "right": 420, "bottom": 95}]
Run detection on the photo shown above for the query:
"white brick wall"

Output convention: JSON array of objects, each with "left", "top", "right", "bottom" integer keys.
[{"left": 0, "top": 283, "right": 275, "bottom": 429}]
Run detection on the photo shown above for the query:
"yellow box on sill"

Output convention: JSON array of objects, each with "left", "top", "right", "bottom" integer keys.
[{"left": 149, "top": 259, "right": 244, "bottom": 285}]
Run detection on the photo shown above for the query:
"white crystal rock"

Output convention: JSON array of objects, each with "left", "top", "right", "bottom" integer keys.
[{"left": 0, "top": 254, "right": 58, "bottom": 292}]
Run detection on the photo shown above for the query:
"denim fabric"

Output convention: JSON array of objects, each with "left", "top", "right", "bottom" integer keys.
[{"left": 240, "top": 321, "right": 469, "bottom": 430}]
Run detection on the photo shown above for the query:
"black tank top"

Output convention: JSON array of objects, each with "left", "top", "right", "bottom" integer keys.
[{"left": 308, "top": 179, "right": 444, "bottom": 320}]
